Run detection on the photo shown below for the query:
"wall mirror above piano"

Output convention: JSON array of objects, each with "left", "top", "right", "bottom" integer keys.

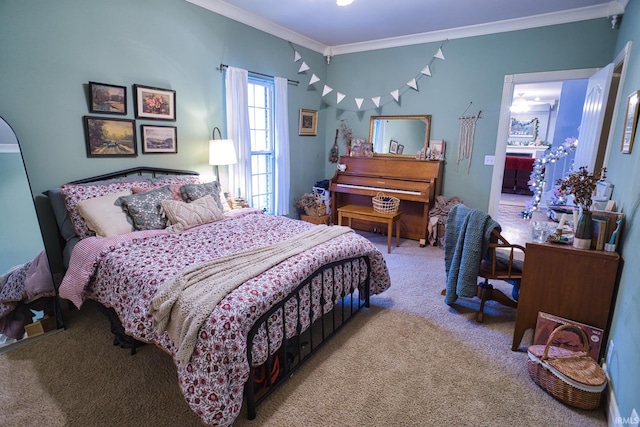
[{"left": 369, "top": 115, "right": 431, "bottom": 158}]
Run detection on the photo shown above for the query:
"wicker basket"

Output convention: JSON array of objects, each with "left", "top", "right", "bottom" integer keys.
[
  {"left": 527, "top": 324, "right": 607, "bottom": 410},
  {"left": 372, "top": 192, "right": 400, "bottom": 214}
]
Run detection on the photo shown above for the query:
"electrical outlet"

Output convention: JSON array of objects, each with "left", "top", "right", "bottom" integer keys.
[
  {"left": 484, "top": 155, "right": 495, "bottom": 165},
  {"left": 606, "top": 339, "right": 614, "bottom": 365}
]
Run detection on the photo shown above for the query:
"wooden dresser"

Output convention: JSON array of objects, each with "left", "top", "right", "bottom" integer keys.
[{"left": 512, "top": 242, "right": 620, "bottom": 358}]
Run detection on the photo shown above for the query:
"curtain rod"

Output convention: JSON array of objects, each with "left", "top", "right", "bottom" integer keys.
[{"left": 219, "top": 63, "right": 299, "bottom": 86}]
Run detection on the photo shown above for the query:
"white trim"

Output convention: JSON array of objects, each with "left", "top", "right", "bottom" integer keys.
[
  {"left": 0, "top": 144, "right": 20, "bottom": 153},
  {"left": 603, "top": 41, "right": 632, "bottom": 168},
  {"left": 185, "top": 1, "right": 623, "bottom": 55},
  {"left": 488, "top": 68, "right": 599, "bottom": 219}
]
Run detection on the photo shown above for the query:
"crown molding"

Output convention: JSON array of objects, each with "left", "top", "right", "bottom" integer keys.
[{"left": 186, "top": 1, "right": 625, "bottom": 56}]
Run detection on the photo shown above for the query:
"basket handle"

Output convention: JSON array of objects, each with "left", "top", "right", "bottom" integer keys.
[
  {"left": 542, "top": 323, "right": 590, "bottom": 361},
  {"left": 375, "top": 192, "right": 385, "bottom": 198}
]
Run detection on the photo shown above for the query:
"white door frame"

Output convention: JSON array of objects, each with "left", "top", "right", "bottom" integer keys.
[{"left": 488, "top": 40, "right": 632, "bottom": 219}]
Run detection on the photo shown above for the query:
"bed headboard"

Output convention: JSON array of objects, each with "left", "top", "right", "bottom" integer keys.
[{"left": 38, "top": 166, "right": 199, "bottom": 280}]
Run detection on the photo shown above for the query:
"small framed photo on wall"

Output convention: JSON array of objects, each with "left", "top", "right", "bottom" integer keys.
[
  {"left": 621, "top": 90, "right": 639, "bottom": 154},
  {"left": 134, "top": 84, "right": 176, "bottom": 121},
  {"left": 83, "top": 116, "right": 137, "bottom": 157},
  {"left": 89, "top": 82, "right": 127, "bottom": 115},
  {"left": 141, "top": 125, "right": 178, "bottom": 154},
  {"left": 299, "top": 108, "right": 318, "bottom": 136}
]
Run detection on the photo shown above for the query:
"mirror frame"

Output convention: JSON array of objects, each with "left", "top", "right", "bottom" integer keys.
[{"left": 369, "top": 115, "right": 432, "bottom": 158}]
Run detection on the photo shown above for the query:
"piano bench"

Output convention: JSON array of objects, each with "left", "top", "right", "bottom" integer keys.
[{"left": 337, "top": 204, "right": 402, "bottom": 254}]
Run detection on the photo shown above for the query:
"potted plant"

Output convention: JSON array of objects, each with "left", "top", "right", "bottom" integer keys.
[{"left": 555, "top": 166, "right": 606, "bottom": 249}]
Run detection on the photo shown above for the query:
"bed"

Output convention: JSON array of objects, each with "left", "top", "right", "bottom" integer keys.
[{"left": 42, "top": 167, "right": 390, "bottom": 426}]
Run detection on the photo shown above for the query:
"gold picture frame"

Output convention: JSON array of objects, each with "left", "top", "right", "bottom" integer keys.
[
  {"left": 621, "top": 90, "right": 639, "bottom": 154},
  {"left": 298, "top": 108, "right": 318, "bottom": 136}
]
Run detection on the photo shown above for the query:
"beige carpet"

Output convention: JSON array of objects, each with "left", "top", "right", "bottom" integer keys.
[{"left": 0, "top": 233, "right": 607, "bottom": 427}]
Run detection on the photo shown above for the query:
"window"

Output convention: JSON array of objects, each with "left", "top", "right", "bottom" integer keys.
[{"left": 247, "top": 76, "right": 275, "bottom": 213}]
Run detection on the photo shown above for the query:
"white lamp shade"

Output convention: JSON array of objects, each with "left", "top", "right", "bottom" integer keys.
[{"left": 209, "top": 139, "right": 237, "bottom": 166}]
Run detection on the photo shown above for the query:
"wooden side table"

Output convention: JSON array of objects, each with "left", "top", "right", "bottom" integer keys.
[
  {"left": 512, "top": 242, "right": 620, "bottom": 358},
  {"left": 337, "top": 204, "right": 401, "bottom": 254}
]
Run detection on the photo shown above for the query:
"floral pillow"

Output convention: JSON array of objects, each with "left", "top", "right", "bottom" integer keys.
[
  {"left": 132, "top": 184, "right": 184, "bottom": 201},
  {"left": 60, "top": 181, "right": 152, "bottom": 239},
  {"left": 115, "top": 185, "right": 175, "bottom": 230},
  {"left": 180, "top": 181, "right": 224, "bottom": 211},
  {"left": 161, "top": 195, "right": 224, "bottom": 233}
]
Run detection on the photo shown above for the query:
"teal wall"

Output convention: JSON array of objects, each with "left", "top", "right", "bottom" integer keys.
[
  {"left": 1, "top": 0, "right": 637, "bottom": 417},
  {"left": 601, "top": 0, "right": 640, "bottom": 419}
]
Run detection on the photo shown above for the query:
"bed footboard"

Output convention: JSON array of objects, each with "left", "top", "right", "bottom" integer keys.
[{"left": 244, "top": 255, "right": 371, "bottom": 420}]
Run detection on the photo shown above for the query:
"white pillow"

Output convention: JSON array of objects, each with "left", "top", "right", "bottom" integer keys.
[
  {"left": 76, "top": 190, "right": 134, "bottom": 237},
  {"left": 161, "top": 195, "right": 225, "bottom": 232},
  {"left": 219, "top": 188, "right": 232, "bottom": 212}
]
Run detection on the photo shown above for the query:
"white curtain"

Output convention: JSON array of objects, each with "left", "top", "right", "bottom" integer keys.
[
  {"left": 274, "top": 76, "right": 290, "bottom": 216},
  {"left": 224, "top": 67, "right": 252, "bottom": 201}
]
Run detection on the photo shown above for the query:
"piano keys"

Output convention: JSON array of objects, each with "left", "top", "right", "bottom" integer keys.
[{"left": 329, "top": 156, "right": 443, "bottom": 246}]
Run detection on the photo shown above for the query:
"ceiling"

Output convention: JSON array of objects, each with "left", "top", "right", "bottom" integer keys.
[{"left": 186, "top": 0, "right": 627, "bottom": 56}]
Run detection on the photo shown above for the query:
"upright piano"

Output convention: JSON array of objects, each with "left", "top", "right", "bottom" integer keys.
[{"left": 329, "top": 156, "right": 443, "bottom": 246}]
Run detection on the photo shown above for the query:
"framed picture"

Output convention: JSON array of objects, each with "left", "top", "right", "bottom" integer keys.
[
  {"left": 89, "top": 82, "right": 127, "bottom": 114},
  {"left": 134, "top": 84, "right": 176, "bottom": 120},
  {"left": 621, "top": 90, "right": 639, "bottom": 154},
  {"left": 389, "top": 140, "right": 399, "bottom": 154},
  {"left": 141, "top": 125, "right": 177, "bottom": 154},
  {"left": 429, "top": 139, "right": 445, "bottom": 160},
  {"left": 509, "top": 117, "right": 538, "bottom": 138},
  {"left": 299, "top": 108, "right": 318, "bottom": 136},
  {"left": 83, "top": 116, "right": 137, "bottom": 157},
  {"left": 397, "top": 144, "right": 404, "bottom": 155},
  {"left": 350, "top": 138, "right": 365, "bottom": 157}
]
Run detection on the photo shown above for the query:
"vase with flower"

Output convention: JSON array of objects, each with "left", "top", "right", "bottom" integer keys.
[{"left": 555, "top": 166, "right": 606, "bottom": 249}]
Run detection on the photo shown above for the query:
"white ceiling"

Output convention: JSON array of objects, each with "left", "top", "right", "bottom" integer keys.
[{"left": 186, "top": 0, "right": 627, "bottom": 56}]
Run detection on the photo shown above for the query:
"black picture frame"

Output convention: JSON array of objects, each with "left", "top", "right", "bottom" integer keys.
[
  {"left": 89, "top": 81, "right": 127, "bottom": 115},
  {"left": 141, "top": 124, "right": 178, "bottom": 154},
  {"left": 83, "top": 116, "right": 137, "bottom": 157},
  {"left": 134, "top": 84, "right": 176, "bottom": 121}
]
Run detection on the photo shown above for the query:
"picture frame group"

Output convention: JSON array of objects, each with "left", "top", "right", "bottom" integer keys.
[{"left": 84, "top": 81, "right": 179, "bottom": 157}]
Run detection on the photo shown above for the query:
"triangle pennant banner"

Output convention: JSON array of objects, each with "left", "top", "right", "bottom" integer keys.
[
  {"left": 355, "top": 98, "right": 364, "bottom": 109},
  {"left": 322, "top": 85, "right": 333, "bottom": 96},
  {"left": 298, "top": 62, "right": 310, "bottom": 73},
  {"left": 434, "top": 48, "right": 445, "bottom": 60},
  {"left": 390, "top": 89, "right": 399, "bottom": 102},
  {"left": 407, "top": 78, "right": 418, "bottom": 90},
  {"left": 371, "top": 96, "right": 381, "bottom": 108},
  {"left": 294, "top": 51, "right": 301, "bottom": 62},
  {"left": 337, "top": 92, "right": 346, "bottom": 104},
  {"left": 421, "top": 65, "right": 432, "bottom": 76},
  {"left": 309, "top": 74, "right": 320, "bottom": 85}
]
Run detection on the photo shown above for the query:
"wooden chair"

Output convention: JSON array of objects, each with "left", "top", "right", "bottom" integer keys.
[
  {"left": 442, "top": 205, "right": 526, "bottom": 322},
  {"left": 475, "top": 229, "right": 525, "bottom": 322}
]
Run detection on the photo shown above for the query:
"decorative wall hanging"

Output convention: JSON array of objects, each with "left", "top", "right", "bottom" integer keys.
[
  {"left": 134, "top": 84, "right": 176, "bottom": 121},
  {"left": 89, "top": 81, "right": 127, "bottom": 115},
  {"left": 290, "top": 40, "right": 449, "bottom": 111},
  {"left": 456, "top": 102, "right": 482, "bottom": 172},
  {"left": 140, "top": 125, "right": 178, "bottom": 154},
  {"left": 299, "top": 108, "right": 318, "bottom": 136},
  {"left": 621, "top": 90, "right": 639, "bottom": 153},
  {"left": 83, "top": 116, "right": 137, "bottom": 157}
]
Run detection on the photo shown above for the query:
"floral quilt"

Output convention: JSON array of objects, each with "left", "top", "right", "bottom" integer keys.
[{"left": 59, "top": 210, "right": 390, "bottom": 426}]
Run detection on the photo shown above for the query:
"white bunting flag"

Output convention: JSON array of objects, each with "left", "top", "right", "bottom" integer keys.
[
  {"left": 407, "top": 78, "right": 418, "bottom": 90},
  {"left": 322, "top": 85, "right": 333, "bottom": 96},
  {"left": 337, "top": 92, "right": 346, "bottom": 104},
  {"left": 371, "top": 96, "right": 381, "bottom": 108},
  {"left": 309, "top": 74, "right": 320, "bottom": 85},
  {"left": 421, "top": 65, "right": 432, "bottom": 76},
  {"left": 390, "top": 89, "right": 399, "bottom": 102},
  {"left": 355, "top": 98, "right": 364, "bottom": 109},
  {"left": 298, "top": 62, "right": 310, "bottom": 73},
  {"left": 434, "top": 48, "right": 445, "bottom": 60},
  {"left": 294, "top": 51, "right": 301, "bottom": 62}
]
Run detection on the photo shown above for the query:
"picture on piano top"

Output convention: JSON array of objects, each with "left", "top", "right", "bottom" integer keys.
[{"left": 389, "top": 140, "right": 399, "bottom": 154}]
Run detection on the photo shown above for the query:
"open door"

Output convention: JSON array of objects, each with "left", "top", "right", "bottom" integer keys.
[{"left": 573, "top": 63, "right": 614, "bottom": 172}]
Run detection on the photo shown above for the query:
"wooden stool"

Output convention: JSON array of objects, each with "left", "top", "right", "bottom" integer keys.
[{"left": 337, "top": 204, "right": 401, "bottom": 254}]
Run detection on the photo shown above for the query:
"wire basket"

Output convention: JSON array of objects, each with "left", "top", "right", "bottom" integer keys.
[
  {"left": 372, "top": 192, "right": 400, "bottom": 214},
  {"left": 526, "top": 324, "right": 606, "bottom": 410}
]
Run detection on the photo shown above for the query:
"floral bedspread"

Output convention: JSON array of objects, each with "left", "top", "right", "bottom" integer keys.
[{"left": 59, "top": 210, "right": 390, "bottom": 426}]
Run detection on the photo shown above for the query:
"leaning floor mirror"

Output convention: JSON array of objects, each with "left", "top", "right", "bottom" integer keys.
[{"left": 0, "top": 115, "right": 63, "bottom": 353}]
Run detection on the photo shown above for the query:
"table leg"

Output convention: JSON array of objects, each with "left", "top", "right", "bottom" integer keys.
[
  {"left": 395, "top": 219, "right": 400, "bottom": 248},
  {"left": 386, "top": 220, "right": 392, "bottom": 254}
]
